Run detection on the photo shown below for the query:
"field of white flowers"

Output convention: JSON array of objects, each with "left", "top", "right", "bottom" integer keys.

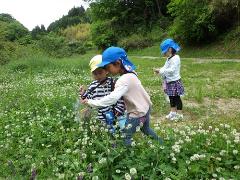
[{"left": 0, "top": 54, "right": 240, "bottom": 179}]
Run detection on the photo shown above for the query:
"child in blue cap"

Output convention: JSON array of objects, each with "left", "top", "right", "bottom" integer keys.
[
  {"left": 154, "top": 39, "right": 184, "bottom": 121},
  {"left": 81, "top": 47, "right": 163, "bottom": 146},
  {"left": 79, "top": 55, "right": 126, "bottom": 133}
]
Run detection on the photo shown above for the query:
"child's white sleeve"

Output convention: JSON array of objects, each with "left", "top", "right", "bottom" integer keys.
[
  {"left": 87, "top": 84, "right": 128, "bottom": 108},
  {"left": 161, "top": 58, "right": 179, "bottom": 76}
]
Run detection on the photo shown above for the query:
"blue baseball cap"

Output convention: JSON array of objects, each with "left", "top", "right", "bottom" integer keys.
[
  {"left": 98, "top": 46, "right": 136, "bottom": 72},
  {"left": 160, "top": 39, "right": 181, "bottom": 54}
]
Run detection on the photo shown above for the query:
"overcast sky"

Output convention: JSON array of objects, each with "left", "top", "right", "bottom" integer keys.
[{"left": 0, "top": 0, "right": 89, "bottom": 30}]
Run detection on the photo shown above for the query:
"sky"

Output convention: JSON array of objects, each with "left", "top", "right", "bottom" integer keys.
[{"left": 0, "top": 0, "right": 89, "bottom": 31}]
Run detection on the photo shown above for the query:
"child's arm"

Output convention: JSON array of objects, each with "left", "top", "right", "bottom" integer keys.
[
  {"left": 87, "top": 85, "right": 128, "bottom": 108},
  {"left": 160, "top": 57, "right": 180, "bottom": 76},
  {"left": 79, "top": 85, "right": 86, "bottom": 99},
  {"left": 79, "top": 82, "right": 96, "bottom": 100}
]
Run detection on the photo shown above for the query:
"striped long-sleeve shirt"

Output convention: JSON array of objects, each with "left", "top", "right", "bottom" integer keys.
[{"left": 82, "top": 77, "right": 125, "bottom": 121}]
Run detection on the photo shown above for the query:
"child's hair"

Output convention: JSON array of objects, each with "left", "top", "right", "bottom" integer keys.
[
  {"left": 170, "top": 47, "right": 176, "bottom": 55},
  {"left": 112, "top": 60, "right": 128, "bottom": 73}
]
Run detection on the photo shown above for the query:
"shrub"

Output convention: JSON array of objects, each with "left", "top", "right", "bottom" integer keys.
[
  {"left": 37, "top": 33, "right": 87, "bottom": 58},
  {"left": 61, "top": 23, "right": 91, "bottom": 42},
  {"left": 91, "top": 21, "right": 118, "bottom": 50},
  {"left": 168, "top": 0, "right": 239, "bottom": 44},
  {"left": 118, "top": 34, "right": 153, "bottom": 50}
]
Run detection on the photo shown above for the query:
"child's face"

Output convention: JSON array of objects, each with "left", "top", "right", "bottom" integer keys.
[
  {"left": 105, "top": 61, "right": 121, "bottom": 75},
  {"left": 164, "top": 48, "right": 173, "bottom": 57},
  {"left": 92, "top": 68, "right": 108, "bottom": 81}
]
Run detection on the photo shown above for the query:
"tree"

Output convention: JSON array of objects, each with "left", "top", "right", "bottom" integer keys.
[
  {"left": 47, "top": 6, "right": 90, "bottom": 32},
  {"left": 168, "top": 0, "right": 239, "bottom": 43},
  {"left": 31, "top": 25, "right": 46, "bottom": 39},
  {"left": 0, "top": 13, "right": 29, "bottom": 41}
]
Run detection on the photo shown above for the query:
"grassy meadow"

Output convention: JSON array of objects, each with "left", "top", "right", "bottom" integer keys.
[{"left": 0, "top": 50, "right": 240, "bottom": 179}]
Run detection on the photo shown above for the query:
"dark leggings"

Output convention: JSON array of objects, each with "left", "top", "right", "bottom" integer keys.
[{"left": 169, "top": 96, "right": 183, "bottom": 110}]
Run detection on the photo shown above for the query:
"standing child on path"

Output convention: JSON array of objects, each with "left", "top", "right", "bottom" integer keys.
[
  {"left": 79, "top": 55, "right": 125, "bottom": 132},
  {"left": 81, "top": 47, "right": 163, "bottom": 146},
  {"left": 154, "top": 39, "right": 184, "bottom": 121}
]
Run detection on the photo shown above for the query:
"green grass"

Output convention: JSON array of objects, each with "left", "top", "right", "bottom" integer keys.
[{"left": 0, "top": 50, "right": 240, "bottom": 179}]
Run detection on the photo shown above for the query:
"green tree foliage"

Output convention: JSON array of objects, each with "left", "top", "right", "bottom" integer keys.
[
  {"left": 88, "top": 0, "right": 170, "bottom": 49},
  {"left": 0, "top": 13, "right": 29, "bottom": 41},
  {"left": 47, "top": 6, "right": 90, "bottom": 32},
  {"left": 60, "top": 23, "right": 91, "bottom": 42},
  {"left": 0, "top": 13, "right": 30, "bottom": 65},
  {"left": 31, "top": 25, "right": 47, "bottom": 39},
  {"left": 37, "top": 33, "right": 86, "bottom": 57},
  {"left": 91, "top": 20, "right": 117, "bottom": 50},
  {"left": 168, "top": 0, "right": 239, "bottom": 43},
  {"left": 90, "top": 0, "right": 169, "bottom": 34}
]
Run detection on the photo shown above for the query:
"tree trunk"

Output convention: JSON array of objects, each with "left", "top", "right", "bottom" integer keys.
[{"left": 155, "top": 0, "right": 162, "bottom": 17}]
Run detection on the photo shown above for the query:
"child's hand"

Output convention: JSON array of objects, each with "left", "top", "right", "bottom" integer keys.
[
  {"left": 79, "top": 85, "right": 86, "bottom": 96},
  {"left": 80, "top": 98, "right": 88, "bottom": 104},
  {"left": 153, "top": 68, "right": 160, "bottom": 74}
]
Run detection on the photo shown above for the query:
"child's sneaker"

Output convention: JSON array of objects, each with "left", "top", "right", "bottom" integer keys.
[
  {"left": 171, "top": 113, "right": 183, "bottom": 121},
  {"left": 166, "top": 112, "right": 176, "bottom": 120}
]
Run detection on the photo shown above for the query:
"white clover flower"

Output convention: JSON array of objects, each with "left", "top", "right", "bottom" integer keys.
[
  {"left": 92, "top": 176, "right": 99, "bottom": 180},
  {"left": 99, "top": 158, "right": 107, "bottom": 164},
  {"left": 92, "top": 150, "right": 96, "bottom": 154},
  {"left": 179, "top": 131, "right": 186, "bottom": 136},
  {"left": 233, "top": 150, "right": 238, "bottom": 155},
  {"left": 216, "top": 157, "right": 221, "bottom": 161},
  {"left": 81, "top": 153, "right": 87, "bottom": 159},
  {"left": 160, "top": 146, "right": 165, "bottom": 150},
  {"left": 224, "top": 124, "right": 230, "bottom": 129},
  {"left": 78, "top": 172, "right": 85, "bottom": 176},
  {"left": 125, "top": 173, "right": 131, "bottom": 180},
  {"left": 212, "top": 173, "right": 217, "bottom": 178},
  {"left": 172, "top": 144, "right": 181, "bottom": 153},
  {"left": 215, "top": 128, "right": 219, "bottom": 132},
  {"left": 25, "top": 137, "right": 32, "bottom": 144},
  {"left": 216, "top": 167, "right": 221, "bottom": 172},
  {"left": 219, "top": 150, "right": 226, "bottom": 156},
  {"left": 234, "top": 165, "right": 240, "bottom": 170},
  {"left": 136, "top": 126, "right": 141, "bottom": 132},
  {"left": 126, "top": 124, "right": 132, "bottom": 129},
  {"left": 66, "top": 149, "right": 71, "bottom": 153},
  {"left": 150, "top": 144, "right": 155, "bottom": 148},
  {"left": 186, "top": 160, "right": 190, "bottom": 164},
  {"left": 116, "top": 169, "right": 121, "bottom": 173},
  {"left": 171, "top": 157, "right": 177, "bottom": 163},
  {"left": 170, "top": 153, "right": 175, "bottom": 157},
  {"left": 185, "top": 136, "right": 191, "bottom": 142},
  {"left": 222, "top": 134, "right": 228, "bottom": 139},
  {"left": 226, "top": 140, "right": 231, "bottom": 144},
  {"left": 190, "top": 154, "right": 205, "bottom": 161},
  {"left": 131, "top": 141, "right": 136, "bottom": 147},
  {"left": 130, "top": 167, "right": 137, "bottom": 175},
  {"left": 219, "top": 177, "right": 225, "bottom": 180},
  {"left": 234, "top": 139, "right": 239, "bottom": 143},
  {"left": 56, "top": 173, "right": 65, "bottom": 179}
]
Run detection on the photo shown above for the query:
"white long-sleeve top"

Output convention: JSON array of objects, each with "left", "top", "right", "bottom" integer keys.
[
  {"left": 88, "top": 73, "right": 152, "bottom": 118},
  {"left": 159, "top": 55, "right": 181, "bottom": 82}
]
